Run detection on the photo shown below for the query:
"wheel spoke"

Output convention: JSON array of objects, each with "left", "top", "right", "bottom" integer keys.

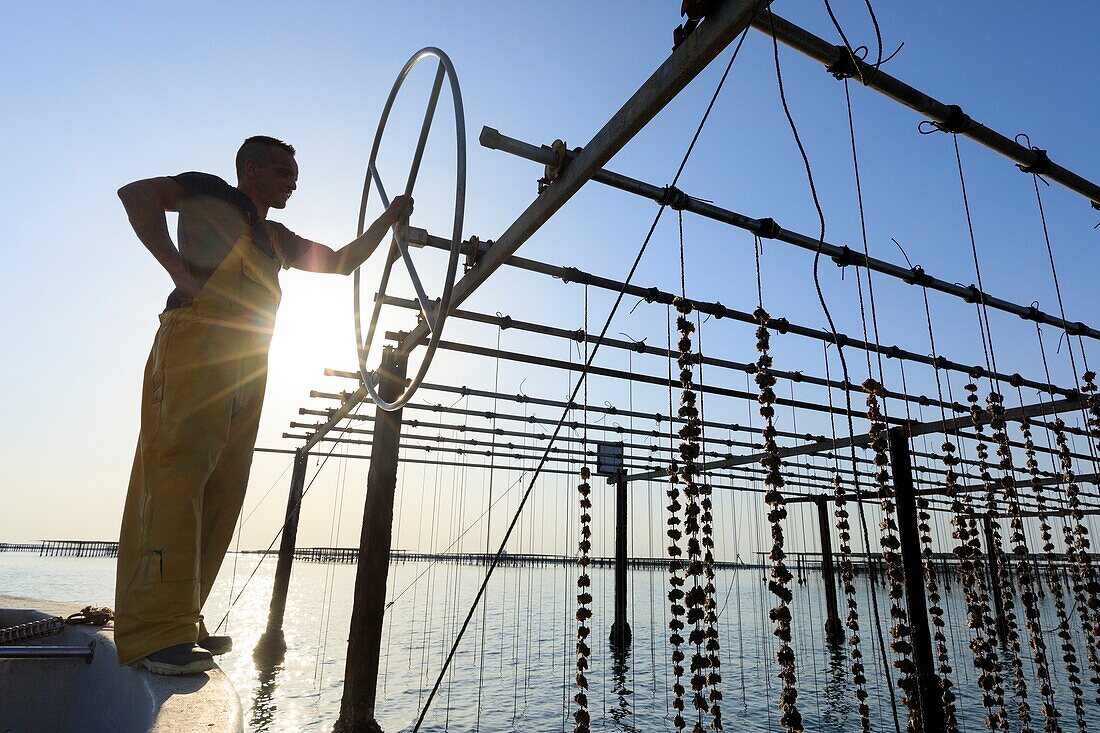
[
  {"left": 405, "top": 60, "right": 447, "bottom": 196},
  {"left": 371, "top": 159, "right": 435, "bottom": 330},
  {"left": 361, "top": 237, "right": 400, "bottom": 370},
  {"left": 369, "top": 161, "right": 391, "bottom": 208},
  {"left": 395, "top": 233, "right": 437, "bottom": 332}
]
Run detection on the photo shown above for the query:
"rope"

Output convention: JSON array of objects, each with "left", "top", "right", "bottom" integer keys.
[
  {"left": 0, "top": 606, "right": 114, "bottom": 646},
  {"left": 1023, "top": 377, "right": 1089, "bottom": 731},
  {"left": 899, "top": 359, "right": 961, "bottom": 733},
  {"left": 1032, "top": 327, "right": 1100, "bottom": 705},
  {"left": 822, "top": 341, "right": 873, "bottom": 733},
  {"left": 767, "top": 14, "right": 900, "bottom": 732},
  {"left": 212, "top": 406, "right": 364, "bottom": 634},
  {"left": 923, "top": 285, "right": 1008, "bottom": 731},
  {"left": 955, "top": 132, "right": 1054, "bottom": 730},
  {"left": 693, "top": 281, "right": 723, "bottom": 726},
  {"left": 666, "top": 303, "right": 679, "bottom": 720},
  {"left": 314, "top": 443, "right": 350, "bottom": 688},
  {"left": 951, "top": 136, "right": 998, "bottom": 379},
  {"left": 822, "top": 0, "right": 867, "bottom": 86},
  {"left": 475, "top": 330, "right": 502, "bottom": 732},
  {"left": 670, "top": 210, "right": 722, "bottom": 729},
  {"left": 573, "top": 288, "right": 593, "bottom": 733},
  {"left": 842, "top": 78, "right": 886, "bottom": 386}
]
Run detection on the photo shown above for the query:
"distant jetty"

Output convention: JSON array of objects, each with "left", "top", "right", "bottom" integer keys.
[{"left": 0, "top": 540, "right": 118, "bottom": 558}]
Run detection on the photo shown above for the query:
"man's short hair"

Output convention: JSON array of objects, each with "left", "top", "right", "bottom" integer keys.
[{"left": 236, "top": 136, "right": 296, "bottom": 177}]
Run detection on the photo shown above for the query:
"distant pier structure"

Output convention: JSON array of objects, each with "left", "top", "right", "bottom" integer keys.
[
  {"left": 265, "top": 547, "right": 757, "bottom": 570},
  {"left": 0, "top": 540, "right": 118, "bottom": 558}
]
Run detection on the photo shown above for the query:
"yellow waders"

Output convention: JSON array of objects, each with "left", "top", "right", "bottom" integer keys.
[{"left": 115, "top": 230, "right": 282, "bottom": 665}]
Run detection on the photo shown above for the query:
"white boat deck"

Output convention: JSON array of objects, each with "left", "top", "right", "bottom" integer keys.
[{"left": 0, "top": 596, "right": 242, "bottom": 733}]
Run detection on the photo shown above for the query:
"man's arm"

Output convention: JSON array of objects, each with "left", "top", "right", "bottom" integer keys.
[
  {"left": 117, "top": 177, "right": 201, "bottom": 296},
  {"left": 290, "top": 195, "right": 413, "bottom": 275}
]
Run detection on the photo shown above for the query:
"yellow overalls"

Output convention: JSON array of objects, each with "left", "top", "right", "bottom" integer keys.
[{"left": 115, "top": 226, "right": 283, "bottom": 666}]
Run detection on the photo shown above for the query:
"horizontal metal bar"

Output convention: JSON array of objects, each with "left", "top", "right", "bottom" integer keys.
[
  {"left": 295, "top": 412, "right": 974, "bottom": 491},
  {"left": 304, "top": 391, "right": 1013, "bottom": 488},
  {"left": 381, "top": 293, "right": 968, "bottom": 418},
  {"left": 314, "top": 375, "right": 1060, "bottom": 479},
  {"left": 284, "top": 433, "right": 857, "bottom": 497},
  {"left": 629, "top": 395, "right": 1084, "bottom": 481},
  {"left": 392, "top": 332, "right": 905, "bottom": 426},
  {"left": 802, "top": 491, "right": 1100, "bottom": 519},
  {"left": 482, "top": 125, "right": 1100, "bottom": 342},
  {"left": 388, "top": 335, "right": 1091, "bottom": 465},
  {"left": 0, "top": 643, "right": 94, "bottom": 662},
  {"left": 408, "top": 227, "right": 1078, "bottom": 399},
  {"left": 786, "top": 469, "right": 1100, "bottom": 506},
  {"left": 272, "top": 433, "right": 1092, "bottom": 512},
  {"left": 755, "top": 9, "right": 1100, "bottom": 209},
  {"left": 324, "top": 367, "right": 838, "bottom": 445}
]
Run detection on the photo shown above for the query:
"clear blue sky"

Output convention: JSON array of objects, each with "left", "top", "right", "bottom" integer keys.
[{"left": 2, "top": 2, "right": 1098, "bottom": 557}]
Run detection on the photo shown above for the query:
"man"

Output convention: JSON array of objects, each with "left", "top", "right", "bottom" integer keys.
[{"left": 115, "top": 136, "right": 411, "bottom": 675}]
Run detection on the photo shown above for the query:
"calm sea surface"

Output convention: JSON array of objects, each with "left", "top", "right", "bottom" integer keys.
[{"left": 2, "top": 553, "right": 1097, "bottom": 732}]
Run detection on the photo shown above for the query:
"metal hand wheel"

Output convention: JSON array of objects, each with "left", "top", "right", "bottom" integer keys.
[{"left": 354, "top": 47, "right": 465, "bottom": 411}]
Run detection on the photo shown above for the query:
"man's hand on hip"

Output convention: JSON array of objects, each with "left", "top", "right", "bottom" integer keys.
[{"left": 171, "top": 270, "right": 204, "bottom": 299}]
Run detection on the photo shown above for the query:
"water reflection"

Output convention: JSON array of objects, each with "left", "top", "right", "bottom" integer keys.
[
  {"left": 251, "top": 632, "right": 287, "bottom": 732},
  {"left": 10, "top": 556, "right": 1100, "bottom": 732},
  {"left": 820, "top": 637, "right": 849, "bottom": 729},
  {"left": 608, "top": 647, "right": 633, "bottom": 732}
]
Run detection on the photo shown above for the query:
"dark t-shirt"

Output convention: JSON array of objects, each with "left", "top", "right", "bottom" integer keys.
[{"left": 165, "top": 172, "right": 311, "bottom": 310}]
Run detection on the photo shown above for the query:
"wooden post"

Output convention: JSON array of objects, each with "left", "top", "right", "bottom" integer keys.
[
  {"left": 887, "top": 425, "right": 947, "bottom": 733},
  {"left": 256, "top": 446, "right": 309, "bottom": 656},
  {"left": 335, "top": 348, "right": 407, "bottom": 733},
  {"left": 815, "top": 497, "right": 844, "bottom": 645},
  {"left": 982, "top": 515, "right": 1009, "bottom": 643},
  {"left": 609, "top": 474, "right": 632, "bottom": 651}
]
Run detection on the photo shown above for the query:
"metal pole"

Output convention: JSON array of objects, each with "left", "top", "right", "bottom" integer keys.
[
  {"left": 786, "top": 468, "right": 1100, "bottom": 507},
  {"left": 815, "top": 497, "right": 844, "bottom": 646},
  {"left": 380, "top": 294, "right": 969, "bottom": 419},
  {"left": 387, "top": 330, "right": 1088, "bottom": 466},
  {"left": 336, "top": 348, "right": 408, "bottom": 733},
  {"left": 480, "top": 126, "right": 1100, "bottom": 341},
  {"left": 887, "top": 426, "right": 947, "bottom": 733},
  {"left": 754, "top": 9, "right": 1100, "bottom": 209},
  {"left": 321, "top": 371, "right": 1071, "bottom": 483},
  {"left": 982, "top": 515, "right": 1010, "bottom": 644},
  {"left": 407, "top": 228, "right": 1080, "bottom": 400},
  {"left": 256, "top": 447, "right": 309, "bottom": 656},
  {"left": 610, "top": 474, "right": 632, "bottom": 651},
  {"left": 405, "top": 334, "right": 902, "bottom": 426},
  {"left": 0, "top": 643, "right": 94, "bottom": 662},
  {"left": 632, "top": 395, "right": 1082, "bottom": 481}
]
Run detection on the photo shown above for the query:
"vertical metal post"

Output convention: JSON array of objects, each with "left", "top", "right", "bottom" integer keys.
[
  {"left": 887, "top": 425, "right": 947, "bottom": 733},
  {"left": 256, "top": 446, "right": 309, "bottom": 655},
  {"left": 335, "top": 348, "right": 407, "bottom": 733},
  {"left": 982, "top": 515, "right": 1009, "bottom": 643},
  {"left": 610, "top": 474, "right": 632, "bottom": 651},
  {"left": 815, "top": 497, "right": 844, "bottom": 645}
]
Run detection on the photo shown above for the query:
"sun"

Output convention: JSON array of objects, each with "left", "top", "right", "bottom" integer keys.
[
  {"left": 268, "top": 273, "right": 359, "bottom": 386},
  {"left": 266, "top": 268, "right": 429, "bottom": 399}
]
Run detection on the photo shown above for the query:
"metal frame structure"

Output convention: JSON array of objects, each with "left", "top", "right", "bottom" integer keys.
[{"left": 248, "top": 4, "right": 1100, "bottom": 732}]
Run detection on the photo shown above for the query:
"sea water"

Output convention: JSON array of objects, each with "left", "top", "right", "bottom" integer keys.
[{"left": 3, "top": 552, "right": 1098, "bottom": 732}]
